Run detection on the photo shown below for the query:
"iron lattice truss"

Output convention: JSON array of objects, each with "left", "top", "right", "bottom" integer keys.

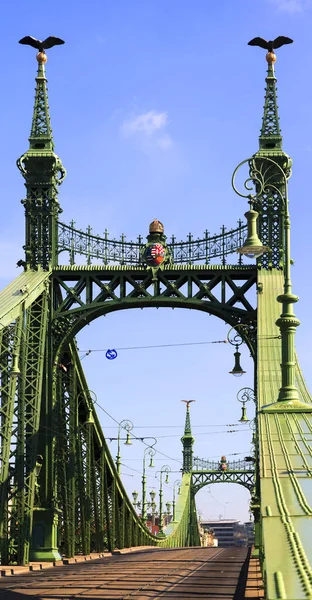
[
  {"left": 191, "top": 470, "right": 255, "bottom": 493},
  {"left": 51, "top": 265, "right": 258, "bottom": 355},
  {"left": 0, "top": 295, "right": 48, "bottom": 564},
  {"left": 57, "top": 221, "right": 247, "bottom": 266},
  {"left": 260, "top": 70, "right": 281, "bottom": 138},
  {"left": 30, "top": 68, "right": 52, "bottom": 138}
]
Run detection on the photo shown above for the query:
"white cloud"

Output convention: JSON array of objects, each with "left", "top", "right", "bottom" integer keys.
[
  {"left": 122, "top": 110, "right": 169, "bottom": 137},
  {"left": 269, "top": 0, "right": 311, "bottom": 13},
  {"left": 121, "top": 110, "right": 173, "bottom": 150}
]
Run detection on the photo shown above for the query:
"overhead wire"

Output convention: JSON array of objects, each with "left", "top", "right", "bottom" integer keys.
[
  {"left": 79, "top": 339, "right": 228, "bottom": 360},
  {"left": 103, "top": 423, "right": 248, "bottom": 429},
  {"left": 92, "top": 397, "right": 183, "bottom": 465},
  {"left": 79, "top": 333, "right": 281, "bottom": 360}
]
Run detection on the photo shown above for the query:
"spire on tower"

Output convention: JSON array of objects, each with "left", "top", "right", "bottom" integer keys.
[
  {"left": 181, "top": 400, "right": 195, "bottom": 473},
  {"left": 17, "top": 44, "right": 66, "bottom": 270},
  {"left": 246, "top": 38, "right": 293, "bottom": 269},
  {"left": 29, "top": 57, "right": 54, "bottom": 151},
  {"left": 259, "top": 56, "right": 282, "bottom": 152},
  {"left": 247, "top": 36, "right": 293, "bottom": 154}
]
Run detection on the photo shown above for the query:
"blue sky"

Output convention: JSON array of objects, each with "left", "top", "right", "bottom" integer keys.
[{"left": 1, "top": 0, "right": 312, "bottom": 524}]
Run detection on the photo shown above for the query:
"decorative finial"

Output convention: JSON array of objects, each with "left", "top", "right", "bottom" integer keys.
[
  {"left": 248, "top": 36, "right": 293, "bottom": 63},
  {"left": 19, "top": 36, "right": 65, "bottom": 63}
]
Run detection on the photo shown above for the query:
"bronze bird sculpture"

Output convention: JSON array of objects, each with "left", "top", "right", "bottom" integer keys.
[
  {"left": 19, "top": 36, "right": 65, "bottom": 52},
  {"left": 248, "top": 36, "right": 293, "bottom": 52},
  {"left": 181, "top": 400, "right": 196, "bottom": 408}
]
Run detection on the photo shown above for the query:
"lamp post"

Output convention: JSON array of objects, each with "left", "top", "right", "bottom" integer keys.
[
  {"left": 172, "top": 480, "right": 181, "bottom": 522},
  {"left": 232, "top": 156, "right": 312, "bottom": 412},
  {"left": 156, "top": 465, "right": 171, "bottom": 537},
  {"left": 227, "top": 327, "right": 246, "bottom": 377},
  {"left": 237, "top": 387, "right": 255, "bottom": 422},
  {"left": 9, "top": 319, "right": 26, "bottom": 378},
  {"left": 116, "top": 420, "right": 134, "bottom": 475},
  {"left": 165, "top": 501, "right": 172, "bottom": 520},
  {"left": 132, "top": 490, "right": 142, "bottom": 514},
  {"left": 149, "top": 489, "right": 157, "bottom": 527},
  {"left": 142, "top": 440, "right": 157, "bottom": 522}
]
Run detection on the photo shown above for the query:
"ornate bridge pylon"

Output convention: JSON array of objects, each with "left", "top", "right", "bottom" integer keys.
[{"left": 0, "top": 38, "right": 312, "bottom": 600}]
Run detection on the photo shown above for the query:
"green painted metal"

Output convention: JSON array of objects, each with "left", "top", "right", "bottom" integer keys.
[
  {"left": 191, "top": 456, "right": 255, "bottom": 493},
  {"left": 0, "top": 293, "right": 49, "bottom": 564},
  {"left": 0, "top": 41, "right": 311, "bottom": 600},
  {"left": 181, "top": 401, "right": 195, "bottom": 473},
  {"left": 16, "top": 58, "right": 66, "bottom": 271},
  {"left": 252, "top": 59, "right": 290, "bottom": 272},
  {"left": 58, "top": 220, "right": 246, "bottom": 266},
  {"left": 191, "top": 466, "right": 255, "bottom": 494}
]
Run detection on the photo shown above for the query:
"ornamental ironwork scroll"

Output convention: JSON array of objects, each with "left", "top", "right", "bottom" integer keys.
[
  {"left": 192, "top": 457, "right": 255, "bottom": 471},
  {"left": 232, "top": 155, "right": 291, "bottom": 270},
  {"left": 57, "top": 220, "right": 247, "bottom": 267}
]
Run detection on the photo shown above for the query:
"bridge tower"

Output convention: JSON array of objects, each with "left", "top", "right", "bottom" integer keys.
[
  {"left": 17, "top": 52, "right": 66, "bottom": 270},
  {"left": 16, "top": 50, "right": 67, "bottom": 563},
  {"left": 181, "top": 400, "right": 195, "bottom": 473}
]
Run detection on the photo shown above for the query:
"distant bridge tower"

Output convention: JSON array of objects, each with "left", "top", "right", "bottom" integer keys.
[{"left": 181, "top": 400, "right": 195, "bottom": 473}]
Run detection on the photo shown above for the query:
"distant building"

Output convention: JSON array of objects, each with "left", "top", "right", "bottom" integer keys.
[{"left": 201, "top": 519, "right": 251, "bottom": 547}]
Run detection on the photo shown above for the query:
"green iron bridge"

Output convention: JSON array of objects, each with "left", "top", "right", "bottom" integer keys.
[{"left": 0, "top": 40, "right": 312, "bottom": 600}]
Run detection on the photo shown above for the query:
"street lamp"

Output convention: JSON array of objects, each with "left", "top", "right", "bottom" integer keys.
[
  {"left": 237, "top": 387, "right": 255, "bottom": 422},
  {"left": 116, "top": 420, "right": 134, "bottom": 475},
  {"left": 77, "top": 389, "right": 97, "bottom": 427},
  {"left": 142, "top": 440, "right": 157, "bottom": 522},
  {"left": 149, "top": 489, "right": 157, "bottom": 527},
  {"left": 227, "top": 328, "right": 246, "bottom": 377},
  {"left": 9, "top": 322, "right": 26, "bottom": 378},
  {"left": 232, "top": 155, "right": 312, "bottom": 412},
  {"left": 155, "top": 465, "right": 171, "bottom": 537},
  {"left": 132, "top": 490, "right": 139, "bottom": 506},
  {"left": 172, "top": 480, "right": 181, "bottom": 522},
  {"left": 132, "top": 490, "right": 142, "bottom": 512},
  {"left": 236, "top": 206, "right": 269, "bottom": 259}
]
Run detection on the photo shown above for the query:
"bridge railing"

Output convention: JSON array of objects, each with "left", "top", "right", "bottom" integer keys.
[
  {"left": 158, "top": 473, "right": 200, "bottom": 548},
  {"left": 193, "top": 457, "right": 255, "bottom": 471},
  {"left": 57, "top": 220, "right": 247, "bottom": 266}
]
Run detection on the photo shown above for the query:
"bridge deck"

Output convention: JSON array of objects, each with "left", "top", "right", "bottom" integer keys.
[
  {"left": 0, "top": 269, "right": 50, "bottom": 329},
  {"left": 0, "top": 547, "right": 249, "bottom": 599}
]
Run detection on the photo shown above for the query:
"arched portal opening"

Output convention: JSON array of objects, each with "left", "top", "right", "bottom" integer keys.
[
  {"left": 68, "top": 307, "right": 256, "bottom": 516},
  {"left": 195, "top": 483, "right": 253, "bottom": 547}
]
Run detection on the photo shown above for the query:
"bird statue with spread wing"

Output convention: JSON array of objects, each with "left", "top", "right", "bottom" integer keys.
[
  {"left": 181, "top": 400, "right": 196, "bottom": 408},
  {"left": 19, "top": 36, "right": 65, "bottom": 63},
  {"left": 248, "top": 36, "right": 293, "bottom": 64}
]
